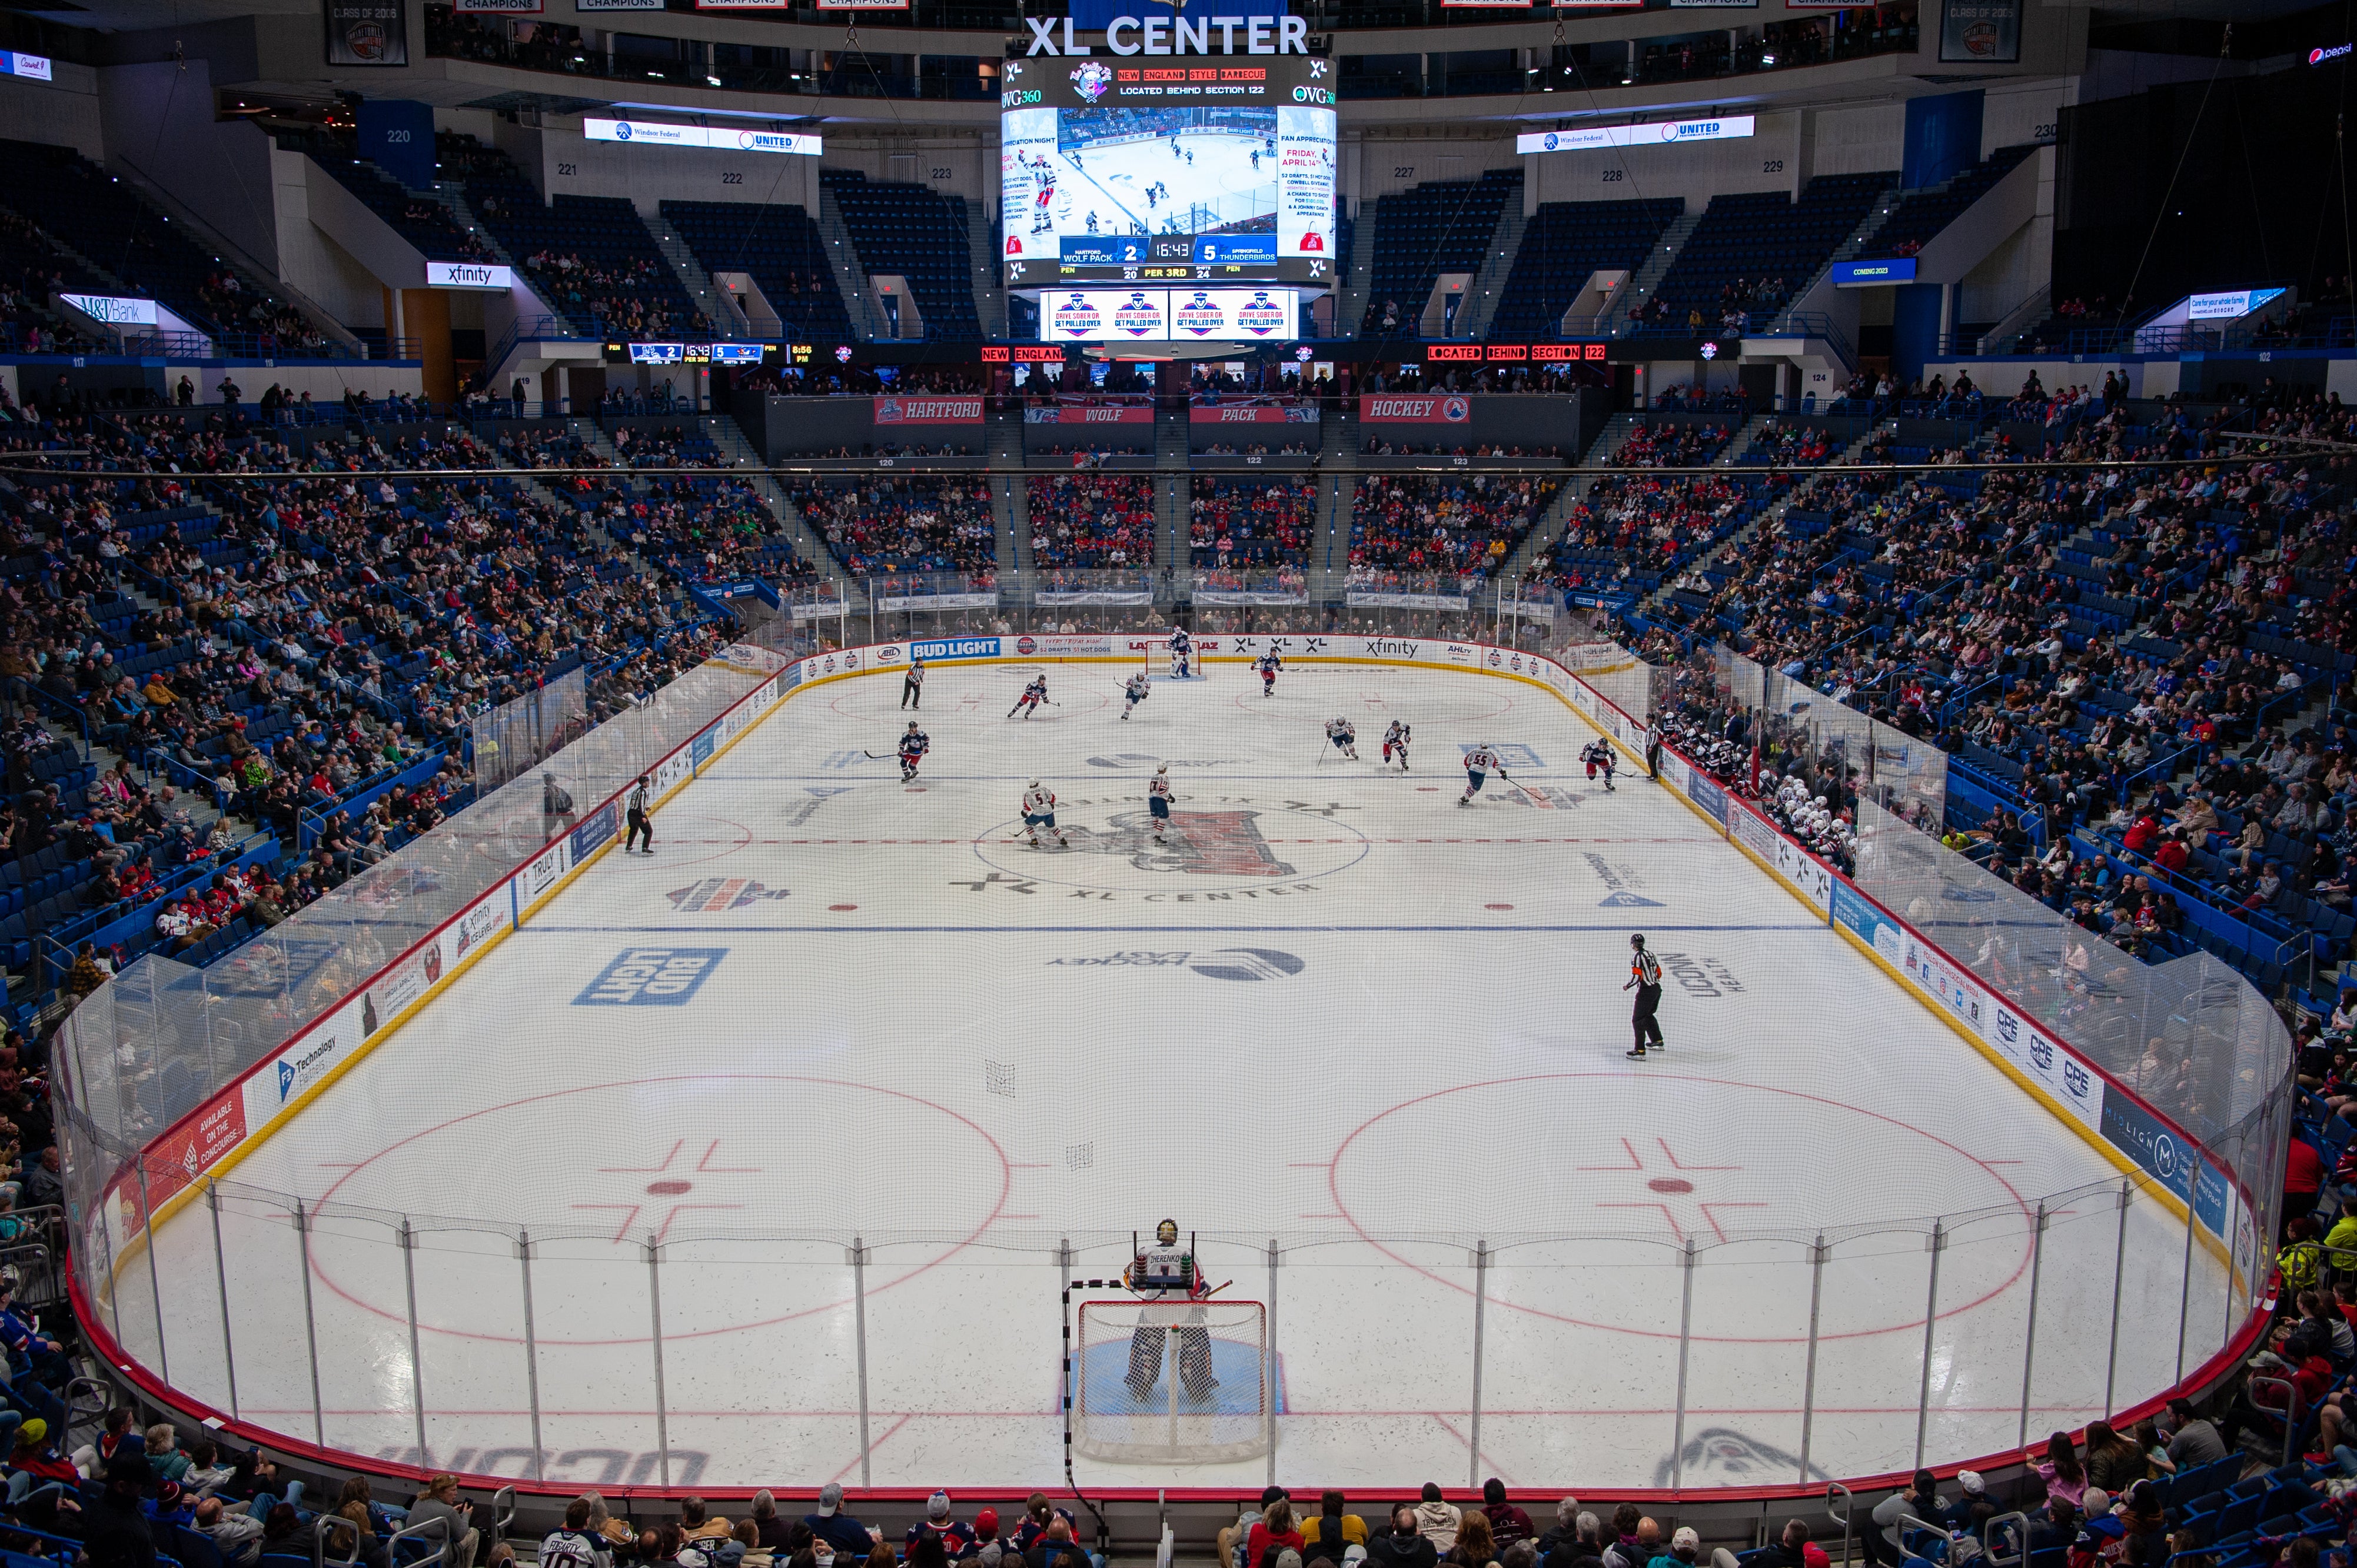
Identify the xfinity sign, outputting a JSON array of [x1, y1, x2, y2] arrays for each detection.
[[425, 261, 513, 290], [1517, 115, 1756, 154], [1022, 14, 1310, 52]]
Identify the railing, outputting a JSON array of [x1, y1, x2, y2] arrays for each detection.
[[1951, 315, 2357, 358]]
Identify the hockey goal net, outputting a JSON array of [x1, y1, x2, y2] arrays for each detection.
[[1145, 634, 1204, 681], [1072, 1298, 1268, 1464]]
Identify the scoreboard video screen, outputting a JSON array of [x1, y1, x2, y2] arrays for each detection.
[[1000, 46, 1336, 288]]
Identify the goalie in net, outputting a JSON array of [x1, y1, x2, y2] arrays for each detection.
[[1070, 1221, 1268, 1464], [1125, 1219, 1216, 1400]]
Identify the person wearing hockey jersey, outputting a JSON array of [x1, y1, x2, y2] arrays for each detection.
[[1624, 933, 1666, 1058], [901, 656, 925, 712], [1325, 717, 1358, 760], [1148, 765, 1176, 844], [897, 722, 930, 783], [1122, 671, 1150, 720], [1460, 744, 1501, 805], [1582, 738, 1617, 791], [1382, 721, 1411, 772], [624, 774, 654, 853], [1009, 675, 1049, 720], [1021, 781, 1068, 848], [1257, 649, 1282, 696], [1168, 627, 1194, 679], [1124, 1218, 1218, 1403]]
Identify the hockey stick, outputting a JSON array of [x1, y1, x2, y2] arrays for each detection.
[[1494, 767, 1538, 803]]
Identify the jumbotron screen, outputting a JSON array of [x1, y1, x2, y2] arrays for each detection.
[[1000, 50, 1337, 288]]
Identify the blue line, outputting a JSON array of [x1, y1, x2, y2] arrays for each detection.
[[521, 923, 1824, 935]]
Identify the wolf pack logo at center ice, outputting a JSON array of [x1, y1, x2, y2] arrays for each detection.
[[1112, 291, 1165, 337], [1051, 293, 1104, 337], [1234, 291, 1287, 336], [1174, 291, 1226, 337], [1062, 807, 1297, 876], [668, 877, 790, 913]]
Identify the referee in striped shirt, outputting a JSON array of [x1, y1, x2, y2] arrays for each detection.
[[1624, 933, 1666, 1058]]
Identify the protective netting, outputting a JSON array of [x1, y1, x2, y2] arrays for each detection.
[[55, 618, 807, 1271], [1073, 1299, 1268, 1464], [1714, 645, 1949, 828], [470, 668, 589, 794], [1851, 795, 2296, 1247]]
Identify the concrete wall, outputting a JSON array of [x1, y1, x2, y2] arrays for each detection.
[[271, 148, 389, 331], [98, 59, 280, 274], [1523, 104, 1907, 214], [528, 123, 823, 216], [0, 65, 102, 160]]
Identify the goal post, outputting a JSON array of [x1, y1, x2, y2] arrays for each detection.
[[1071, 1297, 1269, 1464]]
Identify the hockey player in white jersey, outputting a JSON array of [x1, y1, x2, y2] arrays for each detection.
[[1147, 764, 1176, 844], [1256, 648, 1282, 696], [1382, 720, 1411, 772], [1123, 1219, 1218, 1403], [1167, 628, 1194, 679], [1121, 671, 1150, 720], [1461, 743, 1502, 805], [1324, 717, 1358, 760], [1020, 781, 1068, 848]]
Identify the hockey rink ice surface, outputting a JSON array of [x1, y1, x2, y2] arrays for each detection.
[[118, 663, 2232, 1493]]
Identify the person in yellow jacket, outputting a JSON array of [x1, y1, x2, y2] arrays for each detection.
[[1301, 1495, 1370, 1566]]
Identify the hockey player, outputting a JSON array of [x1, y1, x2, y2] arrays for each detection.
[[1009, 674, 1049, 719], [1624, 933, 1666, 1058], [1324, 717, 1358, 760], [1581, 737, 1617, 791], [1256, 648, 1282, 696], [1460, 742, 1501, 805], [1123, 1219, 1218, 1403], [1121, 671, 1150, 720], [1148, 764, 1176, 844], [1382, 720, 1411, 771], [1020, 780, 1068, 848], [1168, 628, 1194, 680], [897, 721, 930, 783]]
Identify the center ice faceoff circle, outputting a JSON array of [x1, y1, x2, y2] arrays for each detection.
[[971, 794, 1372, 893]]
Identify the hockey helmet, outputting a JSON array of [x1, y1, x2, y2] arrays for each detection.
[[1630, 933, 1647, 950], [1156, 1219, 1179, 1245]]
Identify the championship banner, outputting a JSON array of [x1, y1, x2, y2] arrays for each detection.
[[1358, 394, 1471, 424]]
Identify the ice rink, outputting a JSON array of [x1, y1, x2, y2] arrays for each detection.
[[117, 660, 2229, 1494]]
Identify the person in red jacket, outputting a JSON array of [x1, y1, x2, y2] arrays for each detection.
[[2153, 833, 2190, 875]]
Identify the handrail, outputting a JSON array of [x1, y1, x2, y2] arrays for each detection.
[[1980, 1510, 2029, 1568], [385, 1513, 452, 1568], [1826, 1483, 1853, 1567], [2246, 1374, 2300, 1468]]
